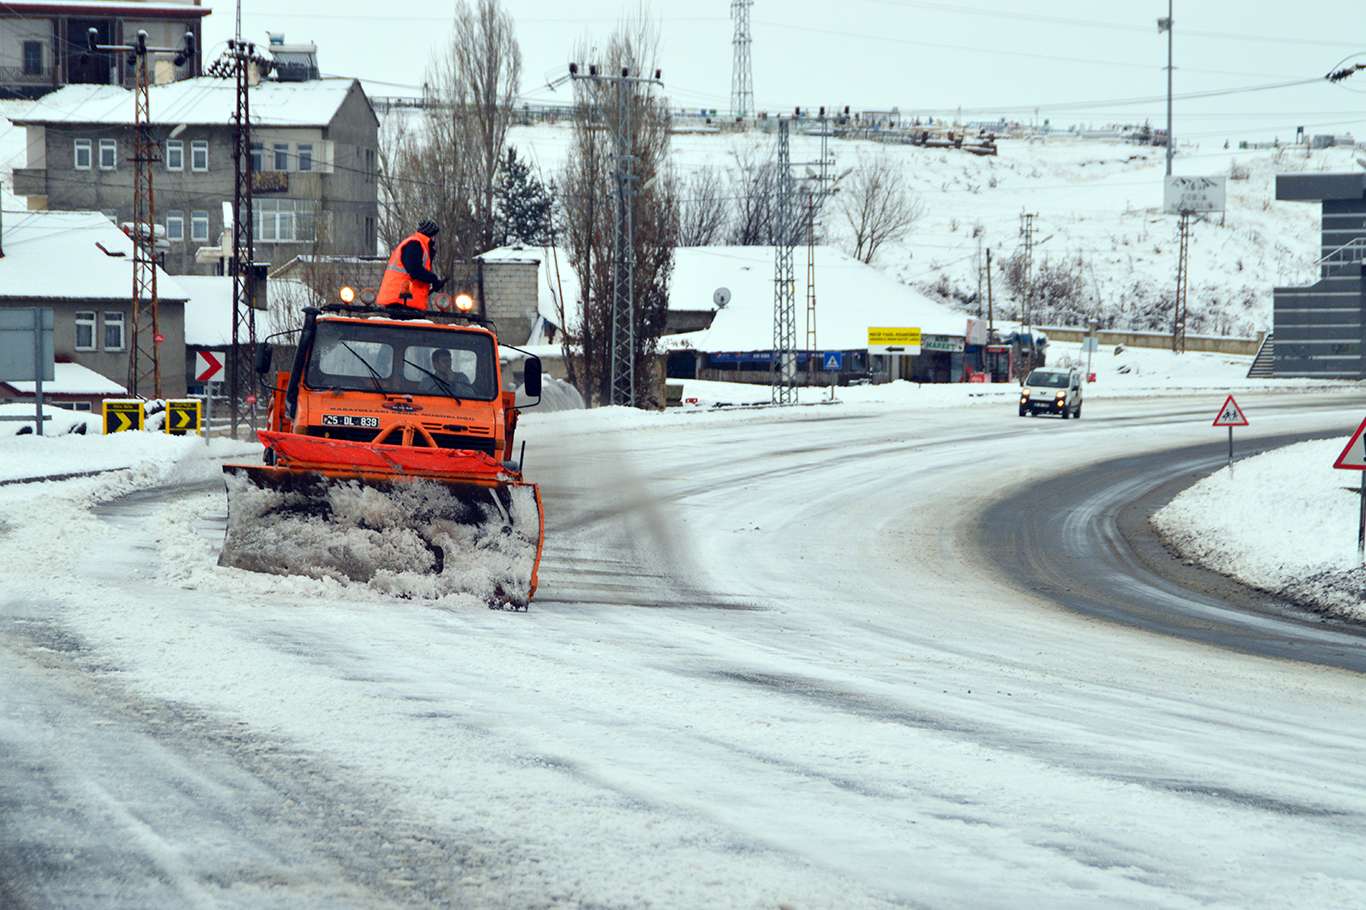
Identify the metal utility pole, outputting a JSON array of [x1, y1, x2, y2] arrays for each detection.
[[804, 191, 818, 384], [1173, 212, 1191, 353], [805, 107, 835, 385], [772, 118, 798, 405], [1019, 212, 1038, 377], [1158, 2, 1174, 176], [569, 64, 664, 407], [208, 39, 270, 434], [730, 0, 754, 118], [985, 247, 995, 334], [88, 28, 194, 400], [975, 234, 984, 317]]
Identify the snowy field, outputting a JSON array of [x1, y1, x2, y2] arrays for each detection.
[[1155, 437, 1366, 621], [4, 389, 1366, 907]]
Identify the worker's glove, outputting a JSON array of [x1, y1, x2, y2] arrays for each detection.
[[432, 277, 448, 293]]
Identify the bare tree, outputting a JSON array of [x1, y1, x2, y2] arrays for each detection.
[[727, 145, 776, 246], [377, 0, 520, 271], [450, 0, 521, 254], [840, 152, 923, 264], [559, 18, 678, 406], [675, 165, 729, 247]]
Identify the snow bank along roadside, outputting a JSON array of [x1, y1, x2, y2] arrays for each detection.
[[1153, 438, 1365, 621], [0, 430, 255, 484]]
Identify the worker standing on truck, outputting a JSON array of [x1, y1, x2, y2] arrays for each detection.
[[378, 219, 447, 310]]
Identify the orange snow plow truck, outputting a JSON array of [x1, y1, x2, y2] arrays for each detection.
[[219, 297, 545, 608]]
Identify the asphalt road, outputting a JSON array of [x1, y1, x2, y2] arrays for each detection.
[[981, 430, 1366, 673], [4, 389, 1366, 907]]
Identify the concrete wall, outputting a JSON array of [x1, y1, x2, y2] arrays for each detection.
[[319, 83, 380, 258], [477, 260, 539, 344], [0, 298, 187, 397], [1036, 325, 1264, 356]]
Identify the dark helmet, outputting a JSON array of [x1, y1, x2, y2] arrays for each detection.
[[417, 219, 441, 237]]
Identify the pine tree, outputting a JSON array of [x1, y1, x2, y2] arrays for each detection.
[[493, 145, 554, 247]]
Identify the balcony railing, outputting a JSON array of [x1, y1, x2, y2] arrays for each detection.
[[1316, 237, 1366, 277]]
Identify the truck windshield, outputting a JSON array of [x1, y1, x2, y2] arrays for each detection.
[[1026, 372, 1069, 388], [306, 320, 498, 401]]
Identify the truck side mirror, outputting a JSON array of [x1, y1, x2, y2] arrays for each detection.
[[254, 342, 274, 375], [523, 357, 542, 398]]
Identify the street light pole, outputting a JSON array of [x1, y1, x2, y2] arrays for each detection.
[[1160, 1, 1174, 176], [1166, 0, 1174, 177]]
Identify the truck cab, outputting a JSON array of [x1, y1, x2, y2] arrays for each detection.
[[262, 305, 539, 467]]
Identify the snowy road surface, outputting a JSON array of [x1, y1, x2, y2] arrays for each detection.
[[4, 390, 1366, 908]]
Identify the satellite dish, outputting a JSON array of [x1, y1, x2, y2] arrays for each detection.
[[713, 286, 731, 309]]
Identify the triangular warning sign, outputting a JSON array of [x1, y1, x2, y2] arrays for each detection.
[[1212, 394, 1248, 427], [1333, 418, 1366, 470]]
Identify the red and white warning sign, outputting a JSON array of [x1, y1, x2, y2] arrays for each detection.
[[1212, 394, 1248, 427], [195, 350, 225, 383], [1333, 418, 1366, 470]]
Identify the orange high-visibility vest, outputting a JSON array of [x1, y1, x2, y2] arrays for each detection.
[[377, 231, 433, 310]]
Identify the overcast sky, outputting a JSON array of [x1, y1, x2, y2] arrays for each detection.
[[209, 1, 1366, 148]]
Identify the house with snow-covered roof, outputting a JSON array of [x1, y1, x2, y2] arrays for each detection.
[[494, 244, 976, 384], [9, 74, 380, 276], [0, 0, 209, 100], [0, 209, 189, 404]]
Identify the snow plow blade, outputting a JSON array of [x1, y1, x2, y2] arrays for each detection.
[[219, 463, 544, 608]]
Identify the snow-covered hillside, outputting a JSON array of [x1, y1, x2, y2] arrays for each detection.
[[6, 90, 1360, 337], [505, 123, 1362, 337]]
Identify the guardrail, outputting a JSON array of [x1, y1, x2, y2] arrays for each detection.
[[1037, 325, 1264, 356]]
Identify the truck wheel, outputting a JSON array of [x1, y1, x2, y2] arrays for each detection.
[[1018, 408, 1027, 417], [1074, 405, 1082, 419], [1060, 407, 1070, 420]]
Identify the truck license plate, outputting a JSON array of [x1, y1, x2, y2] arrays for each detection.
[[322, 414, 379, 428]]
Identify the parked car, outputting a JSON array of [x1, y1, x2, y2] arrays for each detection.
[[1018, 367, 1083, 419]]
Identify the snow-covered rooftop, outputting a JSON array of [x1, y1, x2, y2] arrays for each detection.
[[1, 1, 208, 15], [3, 362, 125, 396], [179, 275, 314, 346], [0, 210, 186, 302], [11, 77, 360, 129], [487, 244, 970, 351]]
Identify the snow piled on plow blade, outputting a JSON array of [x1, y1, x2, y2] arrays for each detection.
[[219, 468, 542, 606]]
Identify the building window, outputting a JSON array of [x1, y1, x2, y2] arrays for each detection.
[[364, 215, 376, 251], [254, 198, 316, 243], [273, 143, 290, 171], [165, 211, 184, 242], [74, 139, 92, 170], [70, 402, 92, 412], [22, 41, 43, 76], [191, 140, 208, 172], [75, 311, 96, 351], [191, 210, 210, 242], [364, 148, 377, 182], [98, 139, 117, 170], [165, 139, 184, 171], [297, 143, 313, 172], [103, 311, 126, 351], [250, 142, 263, 173]]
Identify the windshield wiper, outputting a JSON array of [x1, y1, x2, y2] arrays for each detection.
[[403, 358, 464, 405], [341, 342, 389, 396]]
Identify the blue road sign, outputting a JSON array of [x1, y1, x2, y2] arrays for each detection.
[[822, 351, 844, 371]]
